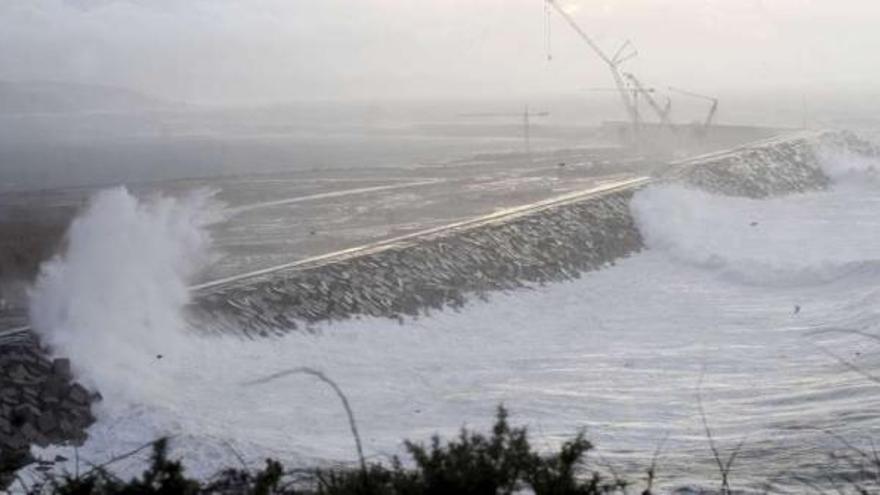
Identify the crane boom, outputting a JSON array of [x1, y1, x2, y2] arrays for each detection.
[[668, 86, 718, 133], [544, 0, 614, 66], [585, 87, 653, 93], [544, 0, 639, 136], [668, 86, 716, 101], [611, 40, 638, 65]]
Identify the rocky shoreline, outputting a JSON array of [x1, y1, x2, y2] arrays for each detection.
[[0, 333, 97, 488]]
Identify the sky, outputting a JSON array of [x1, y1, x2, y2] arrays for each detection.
[[1, 0, 879, 105]]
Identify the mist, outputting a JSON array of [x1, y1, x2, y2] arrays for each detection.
[[2, 0, 880, 105], [7, 1, 880, 491]]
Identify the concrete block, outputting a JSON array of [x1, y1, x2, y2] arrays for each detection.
[[68, 383, 90, 405], [51, 358, 72, 378]]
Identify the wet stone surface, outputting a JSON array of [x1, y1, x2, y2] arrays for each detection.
[[0, 334, 97, 488], [679, 130, 878, 198], [194, 132, 876, 337], [195, 188, 644, 337]]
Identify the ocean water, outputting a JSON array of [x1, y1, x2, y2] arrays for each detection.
[[24, 146, 880, 491], [0, 106, 570, 193]]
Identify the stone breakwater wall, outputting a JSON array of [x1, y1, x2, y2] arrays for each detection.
[[195, 183, 646, 336], [674, 130, 878, 198], [195, 130, 879, 337], [0, 334, 97, 487]]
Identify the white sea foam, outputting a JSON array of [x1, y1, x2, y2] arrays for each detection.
[[817, 140, 880, 182], [22, 148, 880, 489], [631, 153, 880, 287]]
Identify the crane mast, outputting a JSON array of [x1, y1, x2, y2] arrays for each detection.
[[544, 1, 720, 148], [623, 73, 673, 129], [544, 0, 640, 138]]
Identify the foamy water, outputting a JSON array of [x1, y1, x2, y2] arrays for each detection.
[[25, 149, 880, 491]]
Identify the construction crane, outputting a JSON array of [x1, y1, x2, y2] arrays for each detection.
[[668, 86, 718, 135], [585, 87, 653, 93], [459, 105, 550, 156], [586, 79, 673, 134], [544, 0, 640, 139], [624, 73, 673, 130], [584, 86, 655, 127]]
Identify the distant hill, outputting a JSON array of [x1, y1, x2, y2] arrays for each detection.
[[0, 81, 170, 114]]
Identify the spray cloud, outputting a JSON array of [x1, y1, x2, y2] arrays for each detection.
[[28, 187, 223, 402]]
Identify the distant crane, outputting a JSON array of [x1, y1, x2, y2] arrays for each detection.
[[519, 104, 549, 156], [668, 86, 718, 135], [585, 87, 654, 94], [459, 105, 550, 156], [544, 0, 640, 139], [586, 77, 673, 133], [584, 86, 654, 127], [623, 73, 673, 130]]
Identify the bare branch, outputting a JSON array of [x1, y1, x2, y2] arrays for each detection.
[[82, 438, 168, 478], [808, 327, 880, 345], [697, 372, 728, 493], [243, 367, 368, 483], [221, 439, 249, 471], [644, 432, 669, 494], [697, 370, 745, 495], [816, 345, 880, 385]]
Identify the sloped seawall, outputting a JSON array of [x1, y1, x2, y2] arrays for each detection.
[[194, 130, 876, 335], [674, 130, 877, 198], [195, 180, 647, 336]]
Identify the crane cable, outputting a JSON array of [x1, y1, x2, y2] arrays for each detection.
[[543, 2, 553, 61]]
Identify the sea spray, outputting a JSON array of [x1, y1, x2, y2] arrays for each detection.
[[28, 187, 223, 402], [816, 141, 880, 182], [631, 148, 880, 287]]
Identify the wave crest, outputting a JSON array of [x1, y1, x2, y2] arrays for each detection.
[[28, 187, 223, 401], [631, 183, 880, 286]]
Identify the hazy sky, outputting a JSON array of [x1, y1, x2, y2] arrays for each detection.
[[1, 0, 879, 104]]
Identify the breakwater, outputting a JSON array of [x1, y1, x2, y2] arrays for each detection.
[[1, 129, 877, 484], [0, 333, 96, 487], [674, 130, 877, 198], [195, 179, 648, 336], [194, 130, 876, 336]]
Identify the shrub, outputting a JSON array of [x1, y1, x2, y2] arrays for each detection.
[[21, 406, 625, 495]]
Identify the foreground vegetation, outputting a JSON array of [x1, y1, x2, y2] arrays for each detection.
[[14, 406, 645, 495], [10, 361, 880, 494], [11, 404, 880, 494]]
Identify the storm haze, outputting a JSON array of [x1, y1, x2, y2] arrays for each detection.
[[2, 0, 879, 105], [7, 1, 880, 492]]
